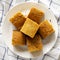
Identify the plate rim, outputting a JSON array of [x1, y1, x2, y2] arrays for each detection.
[[2, 2, 58, 59]]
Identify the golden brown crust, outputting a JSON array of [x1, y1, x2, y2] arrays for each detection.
[[20, 18, 39, 38], [12, 30, 26, 46], [10, 12, 26, 30], [38, 20, 55, 38], [28, 7, 44, 24], [26, 33, 43, 52]]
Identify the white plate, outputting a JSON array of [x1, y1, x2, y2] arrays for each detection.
[[2, 2, 58, 59]]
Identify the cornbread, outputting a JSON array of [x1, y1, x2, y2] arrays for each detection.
[[10, 12, 26, 30], [38, 20, 55, 39], [28, 7, 44, 24], [26, 33, 43, 52], [12, 30, 26, 46], [20, 18, 39, 38]]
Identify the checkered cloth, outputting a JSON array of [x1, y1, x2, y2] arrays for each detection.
[[0, 0, 60, 60]]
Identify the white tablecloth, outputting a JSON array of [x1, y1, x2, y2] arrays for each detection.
[[0, 0, 60, 60]]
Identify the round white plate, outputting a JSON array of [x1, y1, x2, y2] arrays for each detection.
[[2, 2, 58, 59]]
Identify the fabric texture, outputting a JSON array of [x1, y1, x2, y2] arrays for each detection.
[[0, 0, 60, 60]]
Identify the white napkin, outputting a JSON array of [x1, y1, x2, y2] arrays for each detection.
[[0, 0, 60, 60]]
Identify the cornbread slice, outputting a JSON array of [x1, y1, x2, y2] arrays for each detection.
[[26, 33, 43, 52], [20, 18, 39, 38], [10, 12, 26, 30], [38, 20, 55, 39], [28, 7, 44, 24], [12, 30, 26, 46]]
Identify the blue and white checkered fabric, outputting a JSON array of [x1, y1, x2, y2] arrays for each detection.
[[0, 0, 60, 60]]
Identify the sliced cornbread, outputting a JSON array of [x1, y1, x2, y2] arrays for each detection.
[[26, 33, 43, 52], [12, 30, 26, 46], [28, 7, 44, 24], [38, 20, 55, 39], [20, 18, 39, 38], [10, 12, 26, 30]]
